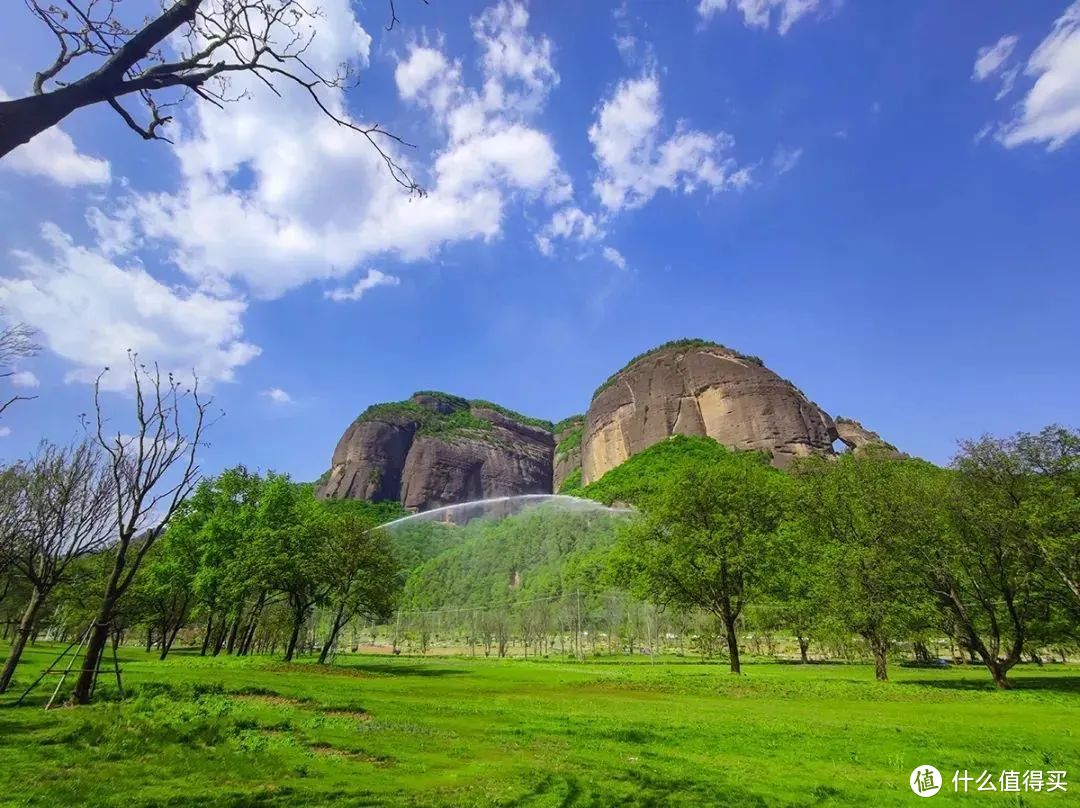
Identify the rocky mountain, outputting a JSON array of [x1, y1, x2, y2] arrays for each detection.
[[317, 340, 897, 511], [316, 392, 555, 511], [582, 340, 838, 483]]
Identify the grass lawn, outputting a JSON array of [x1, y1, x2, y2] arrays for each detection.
[[0, 644, 1078, 807]]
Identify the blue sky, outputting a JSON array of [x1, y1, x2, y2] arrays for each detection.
[[1, 0, 1078, 479]]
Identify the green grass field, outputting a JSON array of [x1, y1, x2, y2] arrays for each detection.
[[1, 645, 1078, 807]]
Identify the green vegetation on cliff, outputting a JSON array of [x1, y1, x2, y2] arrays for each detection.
[[355, 391, 552, 439], [592, 338, 765, 399], [555, 423, 582, 457], [557, 467, 583, 495], [581, 434, 746, 505], [552, 415, 584, 434], [468, 399, 553, 431]]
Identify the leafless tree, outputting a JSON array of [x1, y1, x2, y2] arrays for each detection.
[[0, 440, 116, 693], [0, 463, 29, 588], [0, 0, 425, 194], [70, 352, 215, 703], [0, 322, 40, 419]]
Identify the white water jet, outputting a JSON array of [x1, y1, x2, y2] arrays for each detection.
[[377, 493, 633, 531]]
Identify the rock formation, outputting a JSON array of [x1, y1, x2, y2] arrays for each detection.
[[834, 417, 902, 457], [581, 340, 838, 483], [318, 339, 902, 510], [552, 416, 584, 492], [316, 392, 555, 512]]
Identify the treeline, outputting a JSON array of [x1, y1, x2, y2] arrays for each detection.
[[0, 468, 401, 678], [604, 431, 1080, 688]]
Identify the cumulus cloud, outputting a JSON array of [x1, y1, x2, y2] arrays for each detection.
[[324, 269, 400, 302], [79, 0, 569, 302], [10, 370, 39, 388], [535, 207, 603, 255], [696, 0, 825, 35], [0, 89, 110, 187], [588, 73, 746, 212], [997, 2, 1080, 150], [0, 224, 259, 391], [601, 246, 628, 271], [262, 387, 294, 405]]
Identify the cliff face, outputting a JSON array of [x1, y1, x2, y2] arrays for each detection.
[[581, 341, 838, 483], [552, 416, 584, 492], [316, 393, 555, 512]]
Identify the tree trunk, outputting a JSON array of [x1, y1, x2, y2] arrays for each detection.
[[284, 606, 304, 662], [722, 614, 741, 674], [240, 607, 261, 656], [71, 598, 117, 704], [212, 620, 227, 656], [798, 636, 810, 664], [987, 660, 1012, 689], [318, 606, 346, 665], [225, 612, 240, 655], [869, 636, 889, 682], [160, 620, 182, 660], [200, 614, 213, 656], [0, 587, 44, 693]]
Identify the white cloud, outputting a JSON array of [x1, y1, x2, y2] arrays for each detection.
[[601, 246, 628, 271], [536, 206, 602, 255], [0, 224, 259, 391], [588, 73, 746, 211], [0, 89, 110, 187], [997, 2, 1080, 150], [973, 34, 1019, 82], [472, 0, 558, 113], [10, 370, 39, 388], [772, 145, 803, 174], [0, 427, 11, 438], [697, 0, 824, 34], [84, 0, 568, 301], [262, 387, 293, 405], [324, 269, 400, 302]]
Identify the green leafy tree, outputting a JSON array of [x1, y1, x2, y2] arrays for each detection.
[[1013, 426, 1080, 606], [758, 521, 821, 663], [792, 452, 937, 682], [911, 433, 1066, 688], [612, 449, 787, 674], [255, 477, 333, 662], [316, 513, 400, 664], [169, 467, 267, 656]]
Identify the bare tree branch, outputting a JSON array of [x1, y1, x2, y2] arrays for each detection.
[[1, 0, 427, 195]]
